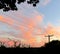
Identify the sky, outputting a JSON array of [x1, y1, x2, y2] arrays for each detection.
[[0, 0, 60, 47]]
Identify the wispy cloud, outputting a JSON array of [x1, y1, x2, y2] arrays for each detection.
[[40, 0, 51, 6], [0, 10, 44, 47], [43, 23, 60, 41]]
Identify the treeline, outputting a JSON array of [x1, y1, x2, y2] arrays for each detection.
[[0, 40, 60, 48], [0, 39, 30, 48]]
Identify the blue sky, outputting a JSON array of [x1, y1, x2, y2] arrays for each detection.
[[37, 0, 60, 26]]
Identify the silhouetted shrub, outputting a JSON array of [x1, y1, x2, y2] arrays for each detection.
[[41, 40, 60, 49]]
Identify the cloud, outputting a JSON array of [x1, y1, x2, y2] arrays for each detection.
[[0, 10, 44, 47], [40, 0, 51, 6], [1, 14, 60, 47], [0, 15, 14, 26], [43, 23, 60, 41], [44, 23, 55, 35]]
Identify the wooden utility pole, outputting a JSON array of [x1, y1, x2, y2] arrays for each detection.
[[45, 35, 54, 43], [35, 33, 54, 43]]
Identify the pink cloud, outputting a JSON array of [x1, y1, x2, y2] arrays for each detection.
[[0, 11, 44, 47], [43, 23, 60, 41]]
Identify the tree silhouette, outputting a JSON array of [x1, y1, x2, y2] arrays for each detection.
[[44, 40, 60, 48], [0, 0, 39, 11]]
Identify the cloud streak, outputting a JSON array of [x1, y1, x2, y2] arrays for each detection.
[[0, 10, 44, 47], [40, 0, 51, 6]]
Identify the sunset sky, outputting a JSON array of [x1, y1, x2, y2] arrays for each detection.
[[0, 0, 60, 47]]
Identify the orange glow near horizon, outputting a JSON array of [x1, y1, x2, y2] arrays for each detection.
[[0, 13, 60, 47]]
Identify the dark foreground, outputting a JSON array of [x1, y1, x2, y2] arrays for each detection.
[[0, 40, 60, 53]]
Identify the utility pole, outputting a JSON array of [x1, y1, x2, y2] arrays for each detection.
[[45, 35, 54, 43]]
